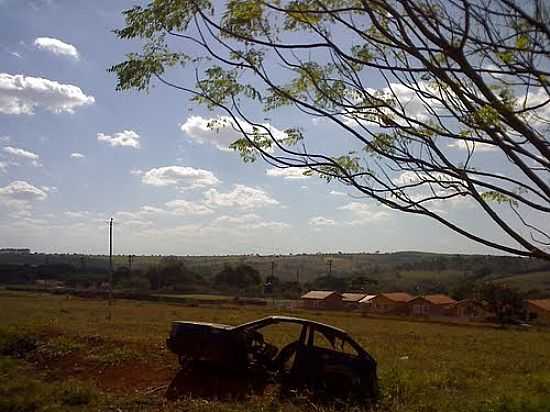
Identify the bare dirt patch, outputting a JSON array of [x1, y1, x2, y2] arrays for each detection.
[[22, 332, 176, 395]]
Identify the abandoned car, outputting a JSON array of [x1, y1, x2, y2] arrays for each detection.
[[166, 315, 378, 399]]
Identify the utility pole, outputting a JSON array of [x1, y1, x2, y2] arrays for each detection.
[[128, 254, 134, 273], [271, 260, 275, 278], [328, 258, 333, 275], [108, 217, 113, 320]]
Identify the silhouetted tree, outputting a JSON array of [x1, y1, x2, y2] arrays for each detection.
[[214, 264, 262, 289], [113, 0, 550, 261], [480, 283, 525, 324]]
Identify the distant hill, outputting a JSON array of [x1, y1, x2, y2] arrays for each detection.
[[1, 251, 548, 296]]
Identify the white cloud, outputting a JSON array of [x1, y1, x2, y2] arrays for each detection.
[[40, 185, 57, 193], [64, 210, 91, 219], [343, 81, 441, 127], [212, 213, 290, 231], [212, 214, 262, 225], [97, 130, 141, 149], [266, 167, 310, 180], [3, 145, 41, 167], [309, 216, 337, 226], [140, 205, 166, 215], [247, 221, 290, 231], [123, 219, 153, 228], [0, 136, 10, 143], [0, 73, 94, 115], [338, 202, 390, 224], [0, 180, 48, 202], [392, 171, 459, 186], [390, 171, 471, 210], [448, 139, 497, 152], [129, 169, 143, 176], [180, 115, 286, 151], [329, 190, 346, 196], [522, 87, 550, 127], [34, 37, 79, 59], [0, 161, 7, 173], [3, 146, 39, 160], [204, 184, 279, 209], [142, 166, 220, 189], [70, 152, 85, 159], [165, 199, 214, 216]]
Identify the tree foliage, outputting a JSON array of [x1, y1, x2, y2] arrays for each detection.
[[145, 257, 201, 290], [111, 0, 550, 260], [214, 263, 262, 289], [479, 282, 526, 324]]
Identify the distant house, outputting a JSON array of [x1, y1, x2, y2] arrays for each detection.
[[408, 294, 457, 316], [447, 299, 491, 321], [358, 295, 376, 308], [526, 299, 550, 324], [341, 293, 368, 309], [301, 290, 343, 310], [35, 279, 64, 288], [368, 292, 414, 314]]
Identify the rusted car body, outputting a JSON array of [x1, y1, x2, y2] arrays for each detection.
[[166, 316, 378, 399]]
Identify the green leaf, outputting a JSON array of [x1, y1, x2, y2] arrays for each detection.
[[516, 34, 529, 50], [480, 191, 518, 206]]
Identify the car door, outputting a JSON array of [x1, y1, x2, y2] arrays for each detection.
[[305, 326, 368, 395]]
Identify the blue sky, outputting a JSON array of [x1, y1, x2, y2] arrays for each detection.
[[0, 0, 523, 255]]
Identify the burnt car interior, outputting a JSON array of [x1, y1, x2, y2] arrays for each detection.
[[234, 317, 378, 397]]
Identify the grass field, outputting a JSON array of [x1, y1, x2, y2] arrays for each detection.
[[1, 291, 550, 411], [494, 271, 550, 293], [152, 293, 232, 301]]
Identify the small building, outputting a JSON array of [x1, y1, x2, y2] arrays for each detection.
[[341, 293, 368, 310], [408, 294, 457, 317], [526, 299, 550, 325], [35, 279, 65, 288], [358, 295, 377, 310], [447, 299, 491, 321], [368, 292, 414, 314], [301, 290, 343, 310]]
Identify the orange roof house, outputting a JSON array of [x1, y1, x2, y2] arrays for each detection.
[[341, 293, 368, 302], [423, 294, 457, 305], [408, 294, 457, 316], [302, 291, 338, 300], [526, 299, 550, 324], [367, 292, 414, 314], [341, 292, 368, 310], [358, 295, 377, 304], [301, 290, 343, 310]]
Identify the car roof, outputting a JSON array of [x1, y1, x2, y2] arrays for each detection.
[[234, 315, 348, 335], [171, 321, 233, 330]]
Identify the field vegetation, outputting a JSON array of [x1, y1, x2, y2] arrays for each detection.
[[1, 291, 550, 411]]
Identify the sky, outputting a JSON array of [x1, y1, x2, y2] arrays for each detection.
[[0, 0, 529, 256]]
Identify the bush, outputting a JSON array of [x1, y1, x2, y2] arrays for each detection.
[[59, 382, 95, 406], [0, 328, 38, 358]]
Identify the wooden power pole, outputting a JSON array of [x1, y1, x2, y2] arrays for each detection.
[[108, 217, 113, 320]]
